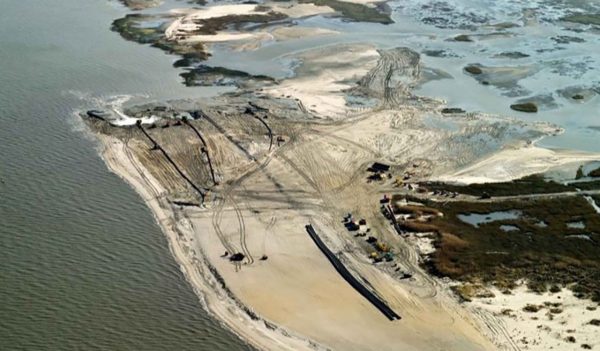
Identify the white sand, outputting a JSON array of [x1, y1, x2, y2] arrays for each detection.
[[98, 136, 321, 351], [179, 33, 259, 43], [435, 145, 600, 184], [230, 26, 339, 51], [165, 3, 337, 51], [165, 5, 263, 41], [95, 127, 499, 351], [404, 232, 437, 256], [265, 43, 380, 118], [469, 286, 599, 350]]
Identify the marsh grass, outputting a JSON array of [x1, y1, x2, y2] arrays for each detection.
[[421, 174, 599, 197], [394, 194, 600, 302]]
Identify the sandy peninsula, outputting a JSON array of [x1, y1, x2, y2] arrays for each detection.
[[91, 2, 600, 350]]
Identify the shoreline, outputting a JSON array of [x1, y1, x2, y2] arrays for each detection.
[[90, 114, 499, 350], [94, 4, 600, 347], [90, 101, 600, 350], [97, 135, 324, 351]]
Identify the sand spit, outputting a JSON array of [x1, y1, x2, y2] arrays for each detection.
[[162, 3, 338, 53], [436, 145, 600, 184], [264, 43, 381, 118], [91, 120, 499, 350], [86, 33, 600, 350], [165, 5, 263, 41], [165, 3, 334, 43], [97, 135, 322, 351]]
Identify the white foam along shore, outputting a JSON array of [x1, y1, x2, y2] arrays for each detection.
[[97, 135, 326, 351]]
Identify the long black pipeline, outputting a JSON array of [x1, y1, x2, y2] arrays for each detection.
[[183, 119, 218, 185], [136, 123, 206, 202], [253, 115, 273, 152], [243, 106, 273, 151], [305, 225, 401, 321]]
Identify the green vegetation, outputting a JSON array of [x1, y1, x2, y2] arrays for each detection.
[[451, 283, 494, 302], [394, 194, 600, 302], [112, 14, 167, 44], [564, 336, 576, 343], [180, 65, 274, 87], [562, 14, 600, 26], [464, 65, 483, 75], [576, 166, 585, 179], [453, 34, 473, 42], [493, 51, 530, 59], [112, 11, 289, 63], [589, 166, 600, 178], [510, 102, 538, 113], [422, 174, 574, 197], [574, 180, 600, 191], [195, 12, 288, 35], [441, 107, 466, 114], [299, 0, 393, 24], [523, 304, 542, 313]]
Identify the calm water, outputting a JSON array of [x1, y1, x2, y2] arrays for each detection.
[[0, 1, 251, 350], [2, 0, 599, 349]]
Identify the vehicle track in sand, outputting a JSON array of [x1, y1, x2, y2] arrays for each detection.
[[132, 123, 238, 261], [123, 131, 163, 200], [203, 110, 289, 267]]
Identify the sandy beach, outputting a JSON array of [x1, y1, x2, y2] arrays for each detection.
[[87, 37, 600, 349], [96, 132, 496, 351], [89, 2, 600, 349]]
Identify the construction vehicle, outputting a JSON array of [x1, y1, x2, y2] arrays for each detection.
[[376, 242, 391, 252], [394, 176, 404, 187], [369, 252, 383, 263], [229, 253, 245, 262], [380, 194, 391, 204]]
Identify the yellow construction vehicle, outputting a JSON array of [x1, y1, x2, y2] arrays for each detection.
[[394, 177, 403, 187], [376, 242, 391, 252]]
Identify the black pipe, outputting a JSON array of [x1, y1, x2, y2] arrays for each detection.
[[253, 115, 273, 152], [243, 106, 273, 151], [183, 118, 219, 185], [305, 224, 401, 321], [136, 122, 206, 202]]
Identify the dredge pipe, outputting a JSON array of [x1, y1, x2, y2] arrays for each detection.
[[305, 224, 401, 321], [136, 122, 206, 202]]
